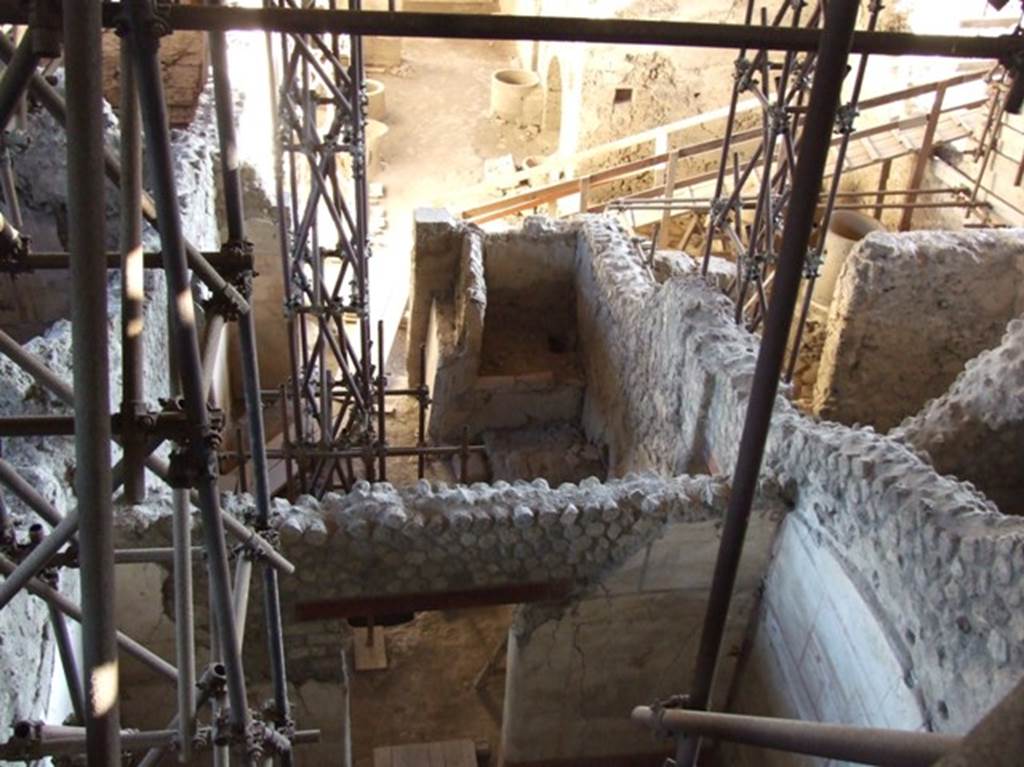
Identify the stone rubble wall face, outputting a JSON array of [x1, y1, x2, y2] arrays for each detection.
[[573, 216, 1024, 733], [0, 76, 218, 735], [576, 215, 760, 476], [116, 473, 733, 681]]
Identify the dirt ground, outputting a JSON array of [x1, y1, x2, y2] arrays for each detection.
[[339, 321, 508, 767], [368, 37, 555, 340], [348, 606, 514, 767]]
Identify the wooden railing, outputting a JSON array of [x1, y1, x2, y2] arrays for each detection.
[[458, 68, 992, 226]]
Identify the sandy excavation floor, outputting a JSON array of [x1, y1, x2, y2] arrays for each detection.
[[349, 605, 513, 767], [366, 37, 555, 352]]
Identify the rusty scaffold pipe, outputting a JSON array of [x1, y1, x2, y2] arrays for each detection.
[[633, 706, 961, 766]]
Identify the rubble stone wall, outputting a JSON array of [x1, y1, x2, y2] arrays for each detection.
[[114, 472, 738, 681], [0, 73, 218, 738], [575, 214, 759, 476], [812, 229, 1024, 431], [571, 216, 1024, 743]]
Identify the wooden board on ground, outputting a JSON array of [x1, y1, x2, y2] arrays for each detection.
[[373, 739, 477, 767], [353, 626, 388, 671]]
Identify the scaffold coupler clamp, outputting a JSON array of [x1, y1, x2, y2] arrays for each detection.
[[769, 103, 789, 135], [149, 1, 174, 38], [652, 694, 691, 766], [0, 212, 30, 274], [1000, 32, 1024, 115], [803, 248, 822, 279], [261, 698, 295, 738], [651, 694, 689, 740], [250, 716, 293, 760], [203, 245, 253, 320], [223, 237, 256, 277], [235, 522, 278, 563], [165, 402, 223, 489], [746, 254, 764, 281], [198, 662, 228, 698], [116, 0, 173, 40], [734, 57, 753, 92], [709, 197, 729, 224], [168, 439, 219, 488], [210, 707, 233, 751], [836, 102, 858, 135]]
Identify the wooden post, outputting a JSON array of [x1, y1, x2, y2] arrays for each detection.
[[659, 150, 679, 247], [578, 174, 591, 213], [874, 157, 892, 221], [678, 214, 701, 252], [899, 84, 946, 231]]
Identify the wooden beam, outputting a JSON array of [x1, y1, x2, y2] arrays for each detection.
[[900, 84, 947, 231], [294, 580, 574, 621]]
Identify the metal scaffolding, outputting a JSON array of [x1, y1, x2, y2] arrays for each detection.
[[269, 0, 378, 495], [0, 2, 1017, 766]]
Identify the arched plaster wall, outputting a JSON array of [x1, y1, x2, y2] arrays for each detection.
[[722, 515, 928, 766], [536, 45, 586, 160]]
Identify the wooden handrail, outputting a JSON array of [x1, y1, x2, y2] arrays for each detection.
[[459, 67, 990, 223], [463, 127, 764, 219], [856, 68, 991, 111], [462, 96, 765, 199], [467, 97, 986, 224], [597, 111, 982, 217]]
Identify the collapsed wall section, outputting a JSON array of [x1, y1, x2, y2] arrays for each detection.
[[812, 229, 1024, 431], [892, 317, 1024, 516]]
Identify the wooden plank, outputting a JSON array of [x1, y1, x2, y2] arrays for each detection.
[[874, 158, 893, 220], [457, 68, 987, 209], [428, 741, 446, 767], [393, 745, 421, 767], [860, 134, 881, 161], [440, 740, 477, 767], [578, 175, 591, 213], [468, 98, 984, 225], [373, 746, 394, 767], [353, 626, 388, 671], [901, 84, 948, 230], [659, 152, 679, 247]]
